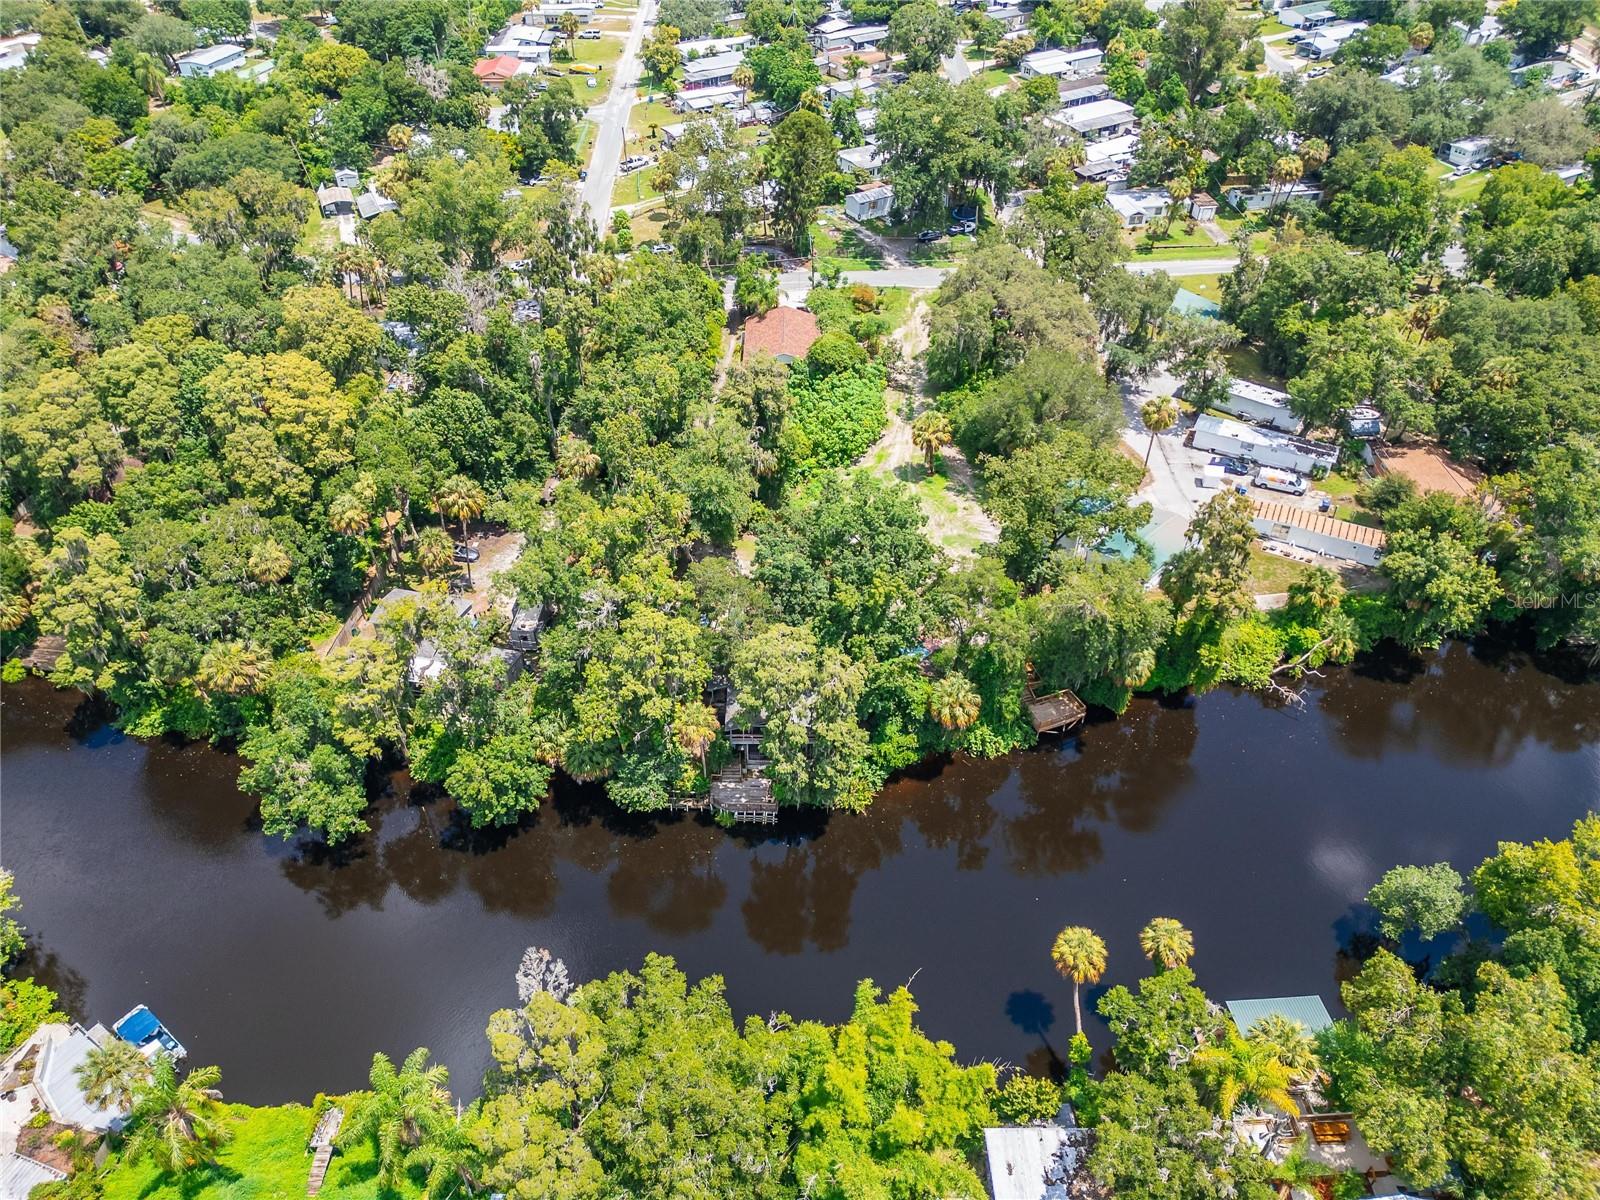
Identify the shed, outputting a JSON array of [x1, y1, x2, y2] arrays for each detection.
[[1251, 499, 1386, 567], [1225, 995, 1335, 1036], [743, 306, 820, 364], [315, 184, 354, 216], [1188, 190, 1218, 220], [332, 166, 361, 189]]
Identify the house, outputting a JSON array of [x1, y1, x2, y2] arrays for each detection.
[[1192, 413, 1340, 474], [1057, 96, 1136, 139], [333, 166, 361, 190], [840, 23, 889, 50], [1188, 190, 1218, 220], [485, 24, 558, 62], [1058, 79, 1110, 108], [474, 54, 523, 90], [234, 57, 275, 85], [356, 188, 399, 219], [1297, 19, 1366, 59], [1444, 135, 1494, 170], [1276, 1, 1334, 27], [522, 0, 597, 25], [508, 602, 545, 650], [677, 34, 754, 60], [409, 641, 523, 688], [836, 143, 883, 173], [1346, 405, 1383, 439], [676, 83, 744, 111], [844, 183, 894, 221], [1224, 181, 1323, 210], [985, 4, 1029, 32], [176, 43, 246, 77], [511, 298, 542, 324], [1251, 498, 1385, 566], [1511, 57, 1588, 88], [25, 1023, 132, 1133], [0, 31, 42, 71], [315, 184, 355, 217], [982, 1115, 1090, 1200], [1105, 186, 1172, 228], [825, 77, 877, 104], [373, 587, 473, 625], [1225, 995, 1335, 1037], [743, 306, 821, 363], [683, 50, 745, 89], [1171, 287, 1221, 318], [811, 16, 854, 49], [1018, 45, 1103, 79], [1216, 377, 1299, 432], [855, 105, 878, 134], [825, 47, 888, 77]]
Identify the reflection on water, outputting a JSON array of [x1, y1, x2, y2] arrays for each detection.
[[3, 637, 1598, 1103]]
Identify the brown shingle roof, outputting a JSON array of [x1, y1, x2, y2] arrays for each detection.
[[742, 306, 820, 363]]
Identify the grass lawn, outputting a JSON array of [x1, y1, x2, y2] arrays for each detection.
[[1182, 272, 1224, 303], [1443, 170, 1490, 205], [100, 1104, 411, 1200], [972, 67, 1013, 89], [1223, 344, 1284, 387], [575, 117, 596, 166], [1247, 544, 1314, 595], [628, 201, 670, 243], [611, 166, 663, 208], [877, 286, 914, 331]]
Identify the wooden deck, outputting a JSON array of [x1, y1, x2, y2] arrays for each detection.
[[307, 1105, 344, 1196], [17, 635, 63, 672], [1024, 682, 1087, 733]]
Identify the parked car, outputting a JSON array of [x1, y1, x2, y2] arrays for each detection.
[[453, 543, 480, 563], [1211, 455, 1251, 477], [948, 218, 977, 235], [619, 154, 652, 172], [647, 242, 676, 254], [1307, 66, 1331, 78], [579, 29, 602, 38], [916, 229, 946, 243], [1254, 467, 1308, 496]]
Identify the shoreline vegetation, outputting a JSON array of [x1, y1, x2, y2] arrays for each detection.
[[6, 813, 1600, 1199]]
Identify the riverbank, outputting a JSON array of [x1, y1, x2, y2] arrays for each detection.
[[5, 635, 1598, 1103]]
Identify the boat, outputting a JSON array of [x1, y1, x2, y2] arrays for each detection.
[[112, 1005, 187, 1061]]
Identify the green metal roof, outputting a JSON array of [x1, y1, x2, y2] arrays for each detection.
[[1225, 995, 1334, 1035], [1171, 287, 1221, 318]]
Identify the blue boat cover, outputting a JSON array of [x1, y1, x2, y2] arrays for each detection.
[[116, 1006, 161, 1044]]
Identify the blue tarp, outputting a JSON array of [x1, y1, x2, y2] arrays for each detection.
[[115, 1006, 161, 1045]]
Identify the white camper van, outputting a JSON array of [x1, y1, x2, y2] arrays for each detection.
[[1254, 467, 1308, 496]]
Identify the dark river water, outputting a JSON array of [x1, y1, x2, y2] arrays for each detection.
[[3, 639, 1598, 1105]]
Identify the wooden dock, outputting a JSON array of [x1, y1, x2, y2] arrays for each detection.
[[1024, 680, 1087, 734], [307, 1105, 343, 1196]]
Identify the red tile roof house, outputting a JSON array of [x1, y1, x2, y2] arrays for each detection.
[[742, 306, 820, 364], [473, 55, 521, 90]]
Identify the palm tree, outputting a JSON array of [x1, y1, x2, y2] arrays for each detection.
[[248, 538, 292, 586], [1140, 397, 1177, 468], [910, 410, 953, 473], [556, 435, 602, 480], [416, 528, 455, 578], [674, 701, 721, 771], [329, 492, 370, 538], [123, 1060, 232, 1174], [732, 63, 754, 106], [1298, 137, 1330, 176], [1408, 21, 1434, 51], [407, 1121, 480, 1200], [1192, 1032, 1300, 1118], [195, 641, 270, 698], [129, 51, 166, 102], [558, 11, 581, 57], [75, 1038, 153, 1112], [1165, 176, 1192, 234], [1269, 154, 1304, 214], [339, 1048, 453, 1191], [929, 673, 981, 731], [387, 123, 414, 151], [435, 476, 486, 544], [1247, 1014, 1323, 1086], [0, 592, 30, 632], [844, 53, 866, 80], [1138, 917, 1194, 971], [1050, 925, 1107, 1037]]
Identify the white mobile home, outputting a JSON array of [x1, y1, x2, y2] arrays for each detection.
[[1058, 97, 1136, 139], [177, 43, 246, 77], [1251, 499, 1385, 566], [677, 34, 754, 61], [1216, 378, 1299, 432], [1445, 135, 1494, 169], [1105, 187, 1171, 228], [1018, 46, 1104, 79], [845, 183, 894, 221], [1192, 413, 1339, 475]]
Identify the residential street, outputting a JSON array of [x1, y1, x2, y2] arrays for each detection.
[[578, 0, 657, 227]]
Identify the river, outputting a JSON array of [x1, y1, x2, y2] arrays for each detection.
[[3, 639, 1598, 1105]]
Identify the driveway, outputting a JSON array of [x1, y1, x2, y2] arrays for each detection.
[[943, 48, 972, 83], [579, 0, 657, 227]]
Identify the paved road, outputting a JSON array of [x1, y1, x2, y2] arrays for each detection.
[[579, 0, 656, 228], [1125, 256, 1240, 276]]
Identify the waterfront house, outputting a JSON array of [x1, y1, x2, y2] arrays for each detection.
[[844, 183, 894, 221], [1215, 377, 1300, 432], [1225, 994, 1335, 1036], [982, 1109, 1090, 1200], [1251, 499, 1386, 566], [1192, 413, 1340, 475], [743, 306, 821, 364], [12, 1023, 130, 1134]]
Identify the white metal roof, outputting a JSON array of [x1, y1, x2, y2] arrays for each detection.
[[983, 1125, 1084, 1200]]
